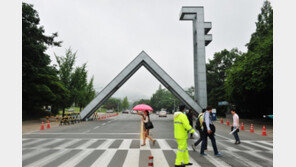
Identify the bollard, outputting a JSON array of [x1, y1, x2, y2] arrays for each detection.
[[261, 125, 267, 136], [241, 122, 244, 130], [148, 156, 153, 167], [40, 122, 45, 130], [250, 124, 254, 133]]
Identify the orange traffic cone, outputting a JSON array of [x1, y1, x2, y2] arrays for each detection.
[[220, 118, 224, 124], [262, 125, 267, 136], [46, 120, 51, 129], [226, 120, 230, 126], [250, 124, 254, 133], [241, 122, 244, 130], [40, 122, 45, 130]]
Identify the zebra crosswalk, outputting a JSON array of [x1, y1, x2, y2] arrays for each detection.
[[22, 138, 273, 167]]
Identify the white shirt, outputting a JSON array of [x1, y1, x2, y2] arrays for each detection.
[[233, 113, 239, 127]]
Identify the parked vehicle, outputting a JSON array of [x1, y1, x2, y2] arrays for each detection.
[[159, 111, 167, 117], [122, 110, 129, 114], [156, 111, 159, 115], [106, 110, 114, 113], [132, 110, 138, 114]]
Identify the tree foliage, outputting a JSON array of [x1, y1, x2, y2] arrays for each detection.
[[121, 97, 129, 110], [225, 1, 273, 117], [22, 2, 66, 118]]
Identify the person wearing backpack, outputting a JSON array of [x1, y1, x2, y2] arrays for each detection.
[[200, 106, 221, 156], [191, 109, 207, 151]]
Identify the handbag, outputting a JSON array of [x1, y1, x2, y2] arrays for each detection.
[[144, 120, 154, 129]]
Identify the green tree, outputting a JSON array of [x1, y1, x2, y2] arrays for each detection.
[[206, 48, 241, 111], [55, 48, 76, 116], [103, 98, 121, 111], [121, 97, 129, 110], [22, 2, 64, 118], [225, 1, 273, 117]]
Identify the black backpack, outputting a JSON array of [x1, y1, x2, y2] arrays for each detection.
[[195, 115, 202, 130]]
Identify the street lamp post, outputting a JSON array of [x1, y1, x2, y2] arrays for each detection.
[[179, 6, 212, 109]]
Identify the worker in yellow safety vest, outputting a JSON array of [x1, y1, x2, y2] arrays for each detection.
[[174, 105, 199, 167]]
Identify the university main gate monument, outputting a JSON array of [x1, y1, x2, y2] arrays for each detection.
[[80, 6, 212, 120]]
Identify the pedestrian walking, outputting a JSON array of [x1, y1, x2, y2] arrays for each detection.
[[174, 105, 199, 167], [200, 106, 221, 156], [192, 109, 207, 151], [231, 109, 241, 144], [186, 109, 195, 139], [139, 110, 156, 146]]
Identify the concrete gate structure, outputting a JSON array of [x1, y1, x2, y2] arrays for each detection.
[[80, 51, 203, 120]]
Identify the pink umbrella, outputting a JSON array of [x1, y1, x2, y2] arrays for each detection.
[[133, 104, 153, 111]]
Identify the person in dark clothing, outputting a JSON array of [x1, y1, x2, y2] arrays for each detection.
[[186, 109, 194, 139], [192, 109, 207, 151]]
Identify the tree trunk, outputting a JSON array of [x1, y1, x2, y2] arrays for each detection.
[[80, 106, 82, 112]]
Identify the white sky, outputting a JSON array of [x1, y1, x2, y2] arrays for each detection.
[[23, 0, 274, 102]]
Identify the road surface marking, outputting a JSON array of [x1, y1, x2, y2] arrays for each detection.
[[244, 141, 273, 151], [215, 133, 232, 140], [256, 140, 273, 146], [55, 139, 81, 149], [32, 139, 64, 148], [22, 138, 46, 147], [93, 126, 100, 129], [90, 149, 116, 167], [97, 139, 115, 149], [76, 139, 97, 149], [122, 149, 140, 167], [244, 151, 273, 163], [140, 139, 150, 150], [22, 149, 49, 160], [157, 139, 171, 150], [173, 150, 201, 167], [102, 123, 106, 126], [57, 149, 93, 167], [119, 139, 133, 149], [24, 149, 69, 167], [150, 149, 170, 167], [223, 150, 262, 167], [205, 154, 232, 167], [26, 132, 139, 135]]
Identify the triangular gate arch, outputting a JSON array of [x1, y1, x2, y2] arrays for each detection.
[[80, 51, 203, 120]]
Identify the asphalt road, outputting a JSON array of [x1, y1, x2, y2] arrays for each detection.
[[22, 113, 273, 167]]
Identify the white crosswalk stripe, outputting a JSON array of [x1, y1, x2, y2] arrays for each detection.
[[90, 149, 117, 167], [223, 150, 263, 167], [157, 139, 171, 150], [22, 138, 273, 167], [122, 149, 140, 167], [57, 149, 93, 167], [24, 149, 69, 167], [22, 138, 46, 147], [97, 139, 115, 149], [257, 140, 273, 146]]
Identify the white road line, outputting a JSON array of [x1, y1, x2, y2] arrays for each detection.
[[151, 149, 170, 167], [215, 134, 233, 140], [93, 126, 100, 129], [76, 139, 97, 149], [29, 139, 64, 148], [22, 138, 46, 147], [224, 140, 253, 151], [107, 121, 111, 123], [244, 151, 273, 163], [217, 141, 239, 151], [204, 154, 232, 167], [26, 132, 139, 135], [157, 139, 171, 150], [244, 141, 273, 151], [119, 139, 132, 149], [173, 150, 201, 167], [24, 149, 69, 167], [102, 123, 106, 126], [57, 149, 93, 167], [97, 139, 115, 149], [22, 149, 48, 161], [140, 140, 150, 150], [56, 139, 81, 149], [83, 130, 91, 133], [122, 149, 140, 167], [223, 150, 262, 167], [256, 140, 273, 146], [90, 149, 117, 167]]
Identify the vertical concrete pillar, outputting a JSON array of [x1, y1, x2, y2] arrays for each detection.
[[180, 7, 212, 108]]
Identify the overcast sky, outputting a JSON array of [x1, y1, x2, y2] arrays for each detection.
[[23, 0, 274, 102]]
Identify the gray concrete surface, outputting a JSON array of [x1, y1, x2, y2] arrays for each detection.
[[23, 113, 273, 167]]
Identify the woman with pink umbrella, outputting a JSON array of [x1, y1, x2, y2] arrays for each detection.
[[134, 104, 156, 146]]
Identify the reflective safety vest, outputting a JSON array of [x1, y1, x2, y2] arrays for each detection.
[[174, 111, 195, 139]]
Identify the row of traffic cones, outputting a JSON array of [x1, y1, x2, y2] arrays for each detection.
[[40, 120, 51, 130], [220, 117, 267, 136], [96, 113, 119, 120]]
